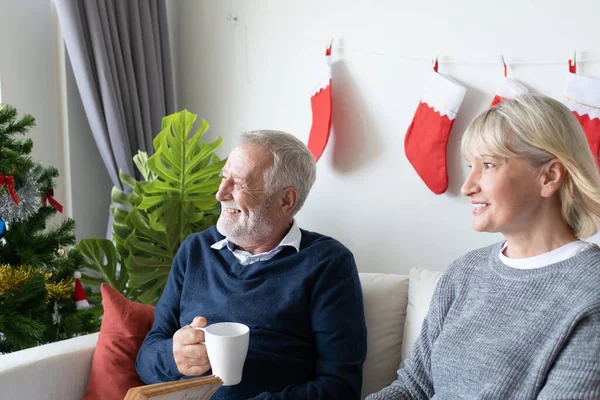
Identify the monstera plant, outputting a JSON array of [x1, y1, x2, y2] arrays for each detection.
[[76, 110, 226, 305]]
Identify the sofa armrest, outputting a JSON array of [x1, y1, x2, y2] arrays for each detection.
[[0, 332, 100, 400]]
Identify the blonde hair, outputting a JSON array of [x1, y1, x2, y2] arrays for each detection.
[[461, 94, 600, 238]]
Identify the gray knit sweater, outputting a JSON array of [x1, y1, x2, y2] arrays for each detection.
[[367, 242, 600, 399]]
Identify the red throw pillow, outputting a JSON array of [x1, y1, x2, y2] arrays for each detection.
[[84, 283, 155, 400]]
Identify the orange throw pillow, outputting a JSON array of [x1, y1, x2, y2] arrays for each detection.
[[84, 283, 155, 400]]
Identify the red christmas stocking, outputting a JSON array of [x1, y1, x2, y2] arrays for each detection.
[[491, 77, 528, 107], [307, 46, 332, 161], [405, 65, 467, 194], [561, 61, 600, 167]]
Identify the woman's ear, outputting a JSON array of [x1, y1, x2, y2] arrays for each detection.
[[540, 159, 566, 198]]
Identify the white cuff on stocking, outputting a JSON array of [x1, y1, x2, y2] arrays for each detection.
[[495, 77, 528, 99], [421, 71, 467, 120], [311, 53, 332, 96], [561, 72, 600, 120]]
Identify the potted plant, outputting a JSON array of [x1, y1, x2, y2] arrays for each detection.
[[76, 110, 225, 305]]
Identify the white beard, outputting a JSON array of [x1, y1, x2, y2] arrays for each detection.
[[216, 199, 275, 247]]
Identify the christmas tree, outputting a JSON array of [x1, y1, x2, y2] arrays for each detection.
[[0, 104, 99, 353]]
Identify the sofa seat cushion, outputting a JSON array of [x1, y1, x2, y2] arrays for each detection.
[[359, 272, 409, 399]]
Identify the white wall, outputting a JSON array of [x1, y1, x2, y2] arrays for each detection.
[[174, 0, 600, 274], [3, 1, 598, 272], [0, 0, 112, 240], [0, 1, 65, 207]]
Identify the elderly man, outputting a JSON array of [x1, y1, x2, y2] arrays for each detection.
[[136, 130, 367, 399]]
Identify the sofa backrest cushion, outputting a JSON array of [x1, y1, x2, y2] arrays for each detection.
[[358, 272, 409, 399], [84, 283, 155, 400], [400, 267, 443, 363]]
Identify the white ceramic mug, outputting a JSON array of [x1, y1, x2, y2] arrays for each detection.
[[195, 322, 250, 386]]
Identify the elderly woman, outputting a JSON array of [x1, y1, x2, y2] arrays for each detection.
[[368, 94, 600, 399]]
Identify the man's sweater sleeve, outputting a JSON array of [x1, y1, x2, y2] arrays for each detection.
[[250, 251, 368, 400], [135, 239, 189, 384], [366, 269, 454, 400], [538, 309, 600, 399]]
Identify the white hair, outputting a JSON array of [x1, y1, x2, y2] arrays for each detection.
[[240, 130, 317, 215]]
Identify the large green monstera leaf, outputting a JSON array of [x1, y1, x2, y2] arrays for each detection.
[[77, 237, 130, 300], [77, 110, 225, 305]]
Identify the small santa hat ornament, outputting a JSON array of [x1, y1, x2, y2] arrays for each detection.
[[74, 271, 90, 310]]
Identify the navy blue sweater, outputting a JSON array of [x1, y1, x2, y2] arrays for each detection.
[[136, 226, 367, 399]]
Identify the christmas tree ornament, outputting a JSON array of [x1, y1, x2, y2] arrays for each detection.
[[0, 172, 41, 224], [0, 218, 5, 238], [490, 56, 528, 107], [560, 58, 600, 167], [56, 247, 67, 258], [0, 173, 20, 205], [52, 301, 61, 326], [41, 188, 63, 213], [73, 271, 90, 310], [405, 60, 467, 194], [307, 44, 333, 161]]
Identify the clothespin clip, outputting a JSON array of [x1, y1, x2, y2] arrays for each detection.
[[568, 50, 577, 74], [433, 56, 439, 73], [501, 55, 507, 77]]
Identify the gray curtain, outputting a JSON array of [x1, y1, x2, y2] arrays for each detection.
[[55, 0, 175, 238]]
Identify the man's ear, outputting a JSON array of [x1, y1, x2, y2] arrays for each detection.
[[540, 158, 566, 198], [279, 186, 298, 215]]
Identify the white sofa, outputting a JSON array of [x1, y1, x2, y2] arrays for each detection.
[[0, 268, 442, 400]]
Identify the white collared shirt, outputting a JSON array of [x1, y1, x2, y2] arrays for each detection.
[[210, 219, 301, 266]]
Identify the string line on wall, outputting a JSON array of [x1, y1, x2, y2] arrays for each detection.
[[333, 45, 600, 66]]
